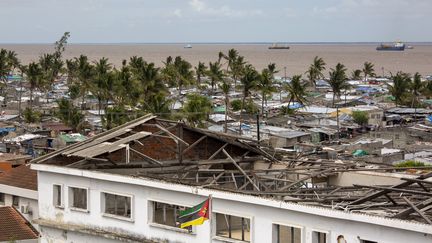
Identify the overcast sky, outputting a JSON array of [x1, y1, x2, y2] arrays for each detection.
[[0, 0, 430, 43]]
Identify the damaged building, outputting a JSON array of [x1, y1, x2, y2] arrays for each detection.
[[30, 114, 432, 243]]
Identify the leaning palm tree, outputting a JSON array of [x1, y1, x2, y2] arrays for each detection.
[[25, 62, 43, 109], [328, 63, 349, 107], [225, 48, 239, 73], [285, 75, 308, 108], [306, 56, 326, 87], [207, 61, 224, 93], [219, 81, 231, 133], [195, 61, 207, 86], [362, 62, 375, 81], [351, 69, 362, 80], [387, 72, 411, 107]]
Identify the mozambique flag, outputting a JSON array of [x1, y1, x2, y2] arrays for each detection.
[[178, 198, 210, 229]]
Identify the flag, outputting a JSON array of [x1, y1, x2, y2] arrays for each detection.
[[178, 197, 211, 229]]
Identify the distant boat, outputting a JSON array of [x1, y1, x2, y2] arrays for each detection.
[[376, 41, 405, 51], [184, 44, 192, 49], [268, 43, 290, 50]]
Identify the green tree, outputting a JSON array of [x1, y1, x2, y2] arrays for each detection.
[[410, 72, 423, 108], [387, 72, 411, 107], [25, 62, 43, 109], [56, 98, 84, 132], [362, 61, 375, 81], [257, 68, 277, 114], [23, 107, 41, 123], [352, 110, 369, 127], [305, 56, 326, 87], [93, 57, 113, 115], [183, 93, 212, 127], [195, 61, 207, 86], [219, 81, 231, 132], [103, 105, 134, 130], [239, 65, 259, 134], [207, 61, 225, 93], [284, 75, 308, 108], [328, 63, 349, 106], [351, 69, 362, 80]]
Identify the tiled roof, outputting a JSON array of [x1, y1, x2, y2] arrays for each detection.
[[0, 164, 37, 191], [0, 206, 39, 241]]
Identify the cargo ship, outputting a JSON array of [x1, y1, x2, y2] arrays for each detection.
[[376, 41, 405, 51], [268, 43, 290, 50]]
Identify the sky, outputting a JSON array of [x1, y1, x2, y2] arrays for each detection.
[[0, 0, 430, 43]]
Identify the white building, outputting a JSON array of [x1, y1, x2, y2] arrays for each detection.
[[31, 115, 432, 243], [0, 164, 39, 224]]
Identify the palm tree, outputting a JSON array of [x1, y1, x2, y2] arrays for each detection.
[[93, 57, 112, 115], [207, 61, 224, 93], [76, 55, 94, 107], [351, 69, 362, 80], [239, 65, 259, 134], [173, 56, 194, 95], [225, 49, 239, 72], [387, 72, 411, 107], [411, 72, 423, 123], [328, 63, 348, 107], [285, 75, 308, 108], [219, 81, 231, 132], [25, 62, 43, 109], [230, 55, 246, 90], [306, 56, 326, 87], [362, 62, 375, 81], [411, 72, 423, 107], [256, 68, 276, 115], [195, 61, 207, 86]]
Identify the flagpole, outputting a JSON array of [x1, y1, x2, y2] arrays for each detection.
[[209, 194, 213, 243]]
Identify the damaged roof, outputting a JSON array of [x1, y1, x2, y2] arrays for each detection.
[[32, 114, 432, 226]]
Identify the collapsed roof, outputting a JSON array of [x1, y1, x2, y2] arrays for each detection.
[[33, 114, 432, 225]]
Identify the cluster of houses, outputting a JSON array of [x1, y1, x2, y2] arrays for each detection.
[[2, 73, 432, 241]]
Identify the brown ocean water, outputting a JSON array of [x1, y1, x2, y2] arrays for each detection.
[[1, 44, 431, 77]]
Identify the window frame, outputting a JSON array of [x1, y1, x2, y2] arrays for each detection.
[[68, 186, 89, 213], [53, 184, 64, 208], [101, 191, 134, 222], [272, 222, 303, 243], [311, 229, 329, 243], [0, 192, 5, 205], [213, 211, 252, 243], [148, 199, 194, 234], [12, 195, 19, 208]]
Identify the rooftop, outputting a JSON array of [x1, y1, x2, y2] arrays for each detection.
[[32, 114, 432, 226], [0, 206, 39, 241], [0, 164, 37, 191]]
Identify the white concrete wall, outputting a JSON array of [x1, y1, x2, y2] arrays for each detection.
[[0, 192, 39, 224], [37, 170, 432, 243]]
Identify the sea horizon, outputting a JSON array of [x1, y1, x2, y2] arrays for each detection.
[[2, 41, 432, 45]]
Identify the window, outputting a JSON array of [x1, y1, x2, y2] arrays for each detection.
[[53, 184, 63, 208], [152, 201, 183, 228], [273, 224, 301, 243], [12, 195, 19, 208], [69, 187, 88, 211], [103, 192, 132, 219], [312, 231, 327, 243], [216, 213, 250, 242], [0, 193, 4, 205]]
